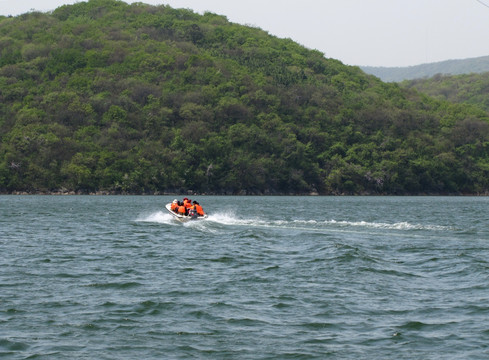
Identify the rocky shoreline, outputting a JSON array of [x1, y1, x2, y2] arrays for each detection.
[[3, 189, 488, 196]]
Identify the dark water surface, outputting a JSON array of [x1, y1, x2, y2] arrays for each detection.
[[1, 195, 489, 359]]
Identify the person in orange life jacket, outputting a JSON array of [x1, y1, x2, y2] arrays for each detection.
[[183, 198, 192, 209], [177, 201, 187, 216], [170, 199, 179, 212], [192, 201, 205, 216]]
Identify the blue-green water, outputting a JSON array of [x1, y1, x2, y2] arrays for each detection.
[[1, 195, 489, 359]]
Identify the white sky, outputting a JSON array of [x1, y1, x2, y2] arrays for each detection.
[[1, 0, 489, 67]]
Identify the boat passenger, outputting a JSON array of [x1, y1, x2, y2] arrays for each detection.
[[184, 198, 192, 209], [177, 202, 187, 216], [170, 199, 179, 212], [193, 201, 205, 216]]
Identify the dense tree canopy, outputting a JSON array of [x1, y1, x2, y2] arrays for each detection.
[[1, 0, 489, 194], [402, 72, 489, 113]]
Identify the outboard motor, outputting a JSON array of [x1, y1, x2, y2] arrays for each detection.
[[188, 209, 198, 219]]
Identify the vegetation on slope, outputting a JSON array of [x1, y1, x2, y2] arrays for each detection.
[[1, 0, 489, 195], [402, 72, 489, 113], [362, 56, 489, 82]]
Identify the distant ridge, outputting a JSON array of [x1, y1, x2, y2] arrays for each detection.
[[361, 55, 489, 82]]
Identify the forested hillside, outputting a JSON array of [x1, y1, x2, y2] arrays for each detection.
[[402, 72, 489, 113], [1, 0, 489, 195], [362, 56, 489, 82]]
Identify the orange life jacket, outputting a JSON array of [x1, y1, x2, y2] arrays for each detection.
[[177, 205, 186, 215], [184, 200, 191, 208], [170, 202, 178, 211], [195, 204, 204, 216]]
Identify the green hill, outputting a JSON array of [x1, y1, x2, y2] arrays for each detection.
[[1, 0, 489, 195], [402, 72, 489, 113], [362, 56, 489, 82]]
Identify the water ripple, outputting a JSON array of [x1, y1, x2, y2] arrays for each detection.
[[1, 195, 489, 359]]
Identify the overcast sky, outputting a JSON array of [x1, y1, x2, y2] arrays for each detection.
[[1, 0, 489, 67]]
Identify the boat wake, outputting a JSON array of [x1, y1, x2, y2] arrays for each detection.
[[136, 210, 453, 233], [205, 211, 453, 232], [136, 211, 177, 225], [323, 220, 453, 231]]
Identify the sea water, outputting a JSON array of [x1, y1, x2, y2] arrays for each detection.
[[1, 195, 488, 359]]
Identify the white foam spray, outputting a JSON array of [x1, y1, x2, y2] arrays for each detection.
[[136, 211, 176, 225]]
